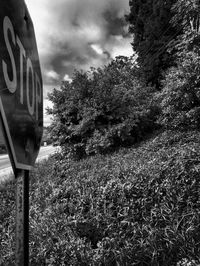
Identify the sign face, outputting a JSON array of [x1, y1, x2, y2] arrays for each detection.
[[0, 0, 43, 170]]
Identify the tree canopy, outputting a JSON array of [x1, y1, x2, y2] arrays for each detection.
[[126, 0, 180, 88], [47, 56, 158, 159], [48, 0, 200, 156]]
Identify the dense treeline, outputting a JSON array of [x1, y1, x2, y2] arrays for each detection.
[[126, 0, 200, 88], [41, 2, 200, 264], [126, 0, 178, 88], [47, 0, 200, 158], [47, 57, 159, 159], [1, 1, 200, 265]]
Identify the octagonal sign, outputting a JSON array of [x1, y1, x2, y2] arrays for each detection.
[[0, 0, 43, 170]]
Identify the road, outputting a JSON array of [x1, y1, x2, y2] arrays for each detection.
[[0, 145, 58, 178]]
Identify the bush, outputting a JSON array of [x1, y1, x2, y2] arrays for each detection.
[[47, 56, 159, 159], [157, 27, 200, 130]]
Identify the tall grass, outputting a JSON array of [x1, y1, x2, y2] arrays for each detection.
[[1, 131, 200, 265]]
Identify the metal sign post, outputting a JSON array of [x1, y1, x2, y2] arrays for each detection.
[[15, 170, 29, 266]]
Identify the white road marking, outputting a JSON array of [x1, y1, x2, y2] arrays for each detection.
[[0, 145, 58, 183]]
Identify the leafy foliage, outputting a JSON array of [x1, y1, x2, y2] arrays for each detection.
[[157, 0, 200, 130], [168, 0, 200, 60], [126, 0, 178, 87], [42, 127, 54, 145], [1, 131, 200, 265], [47, 56, 159, 159], [2, 1, 200, 265], [157, 51, 200, 130], [171, 0, 200, 32]]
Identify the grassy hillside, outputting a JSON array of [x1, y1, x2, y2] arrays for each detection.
[[1, 129, 200, 265]]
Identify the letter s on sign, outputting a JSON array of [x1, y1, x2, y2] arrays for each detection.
[[2, 16, 17, 93]]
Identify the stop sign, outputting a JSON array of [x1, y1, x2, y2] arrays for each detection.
[[0, 0, 43, 170]]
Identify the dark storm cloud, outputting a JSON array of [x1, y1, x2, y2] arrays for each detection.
[[25, 0, 133, 125], [32, 0, 132, 85]]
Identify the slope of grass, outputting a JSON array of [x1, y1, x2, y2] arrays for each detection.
[[1, 130, 200, 265]]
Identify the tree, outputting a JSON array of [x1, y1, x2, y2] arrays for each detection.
[[171, 0, 200, 33], [47, 56, 159, 159], [168, 0, 200, 59], [157, 0, 200, 130], [126, 0, 178, 88]]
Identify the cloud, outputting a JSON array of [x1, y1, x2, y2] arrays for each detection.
[[91, 44, 104, 55], [105, 35, 133, 58], [26, 0, 132, 83], [63, 74, 72, 82], [46, 70, 60, 81], [25, 0, 133, 126]]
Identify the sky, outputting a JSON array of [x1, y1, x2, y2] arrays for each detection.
[[25, 0, 133, 126]]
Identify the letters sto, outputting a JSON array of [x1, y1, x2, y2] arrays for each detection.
[[0, 1, 43, 170]]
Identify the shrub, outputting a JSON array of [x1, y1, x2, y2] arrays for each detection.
[[157, 51, 200, 130], [47, 56, 159, 159], [157, 13, 200, 131]]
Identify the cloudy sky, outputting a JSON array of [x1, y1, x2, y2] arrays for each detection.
[[25, 0, 133, 125]]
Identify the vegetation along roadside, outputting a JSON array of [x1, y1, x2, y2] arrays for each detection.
[[1, 0, 200, 265]]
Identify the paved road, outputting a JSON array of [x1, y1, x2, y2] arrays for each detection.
[[0, 145, 58, 178], [0, 155, 11, 170]]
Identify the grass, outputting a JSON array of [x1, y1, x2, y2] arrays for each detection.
[[0, 130, 200, 265]]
